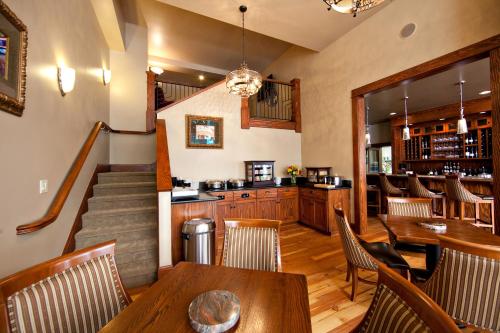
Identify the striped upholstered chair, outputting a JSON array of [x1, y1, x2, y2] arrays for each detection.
[[419, 235, 500, 331], [0, 241, 130, 333], [408, 174, 446, 218], [353, 263, 461, 333], [335, 209, 409, 301], [379, 173, 407, 213], [221, 219, 282, 272], [445, 174, 495, 233]]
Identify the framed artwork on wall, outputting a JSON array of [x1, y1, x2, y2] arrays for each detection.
[[0, 1, 27, 116], [186, 115, 223, 149]]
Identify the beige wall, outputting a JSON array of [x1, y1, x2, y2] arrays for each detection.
[[264, 0, 500, 181], [0, 0, 110, 277], [110, 23, 155, 164], [157, 83, 302, 183]]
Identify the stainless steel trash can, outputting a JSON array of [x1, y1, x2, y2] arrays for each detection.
[[182, 218, 216, 264]]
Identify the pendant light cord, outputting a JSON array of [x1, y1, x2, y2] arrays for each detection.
[[404, 96, 408, 127], [459, 81, 464, 119], [241, 9, 246, 65]]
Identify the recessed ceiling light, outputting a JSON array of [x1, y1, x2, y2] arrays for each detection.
[[478, 90, 491, 95], [400, 23, 416, 38], [439, 118, 445, 121], [409, 123, 413, 126], [198, 74, 205, 81], [389, 112, 397, 116], [150, 66, 164, 75], [480, 111, 487, 114]]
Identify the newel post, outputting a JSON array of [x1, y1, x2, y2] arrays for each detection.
[[291, 78, 301, 133], [146, 70, 156, 131]]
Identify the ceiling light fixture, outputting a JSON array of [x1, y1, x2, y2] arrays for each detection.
[[389, 112, 397, 116], [439, 118, 445, 121], [150, 66, 164, 75], [102, 69, 111, 85], [456, 80, 468, 135], [478, 90, 491, 95], [402, 96, 410, 141], [226, 5, 262, 97], [58, 67, 76, 96], [365, 106, 371, 145], [323, 0, 384, 17], [198, 74, 205, 81]]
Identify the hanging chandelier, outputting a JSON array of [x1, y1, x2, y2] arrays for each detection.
[[323, 0, 384, 17], [365, 106, 371, 145], [226, 5, 262, 97], [402, 96, 411, 141], [456, 80, 468, 134]]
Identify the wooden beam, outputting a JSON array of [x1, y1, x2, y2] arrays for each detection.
[[490, 48, 500, 234], [352, 34, 500, 97], [241, 97, 250, 129], [352, 96, 368, 234], [156, 119, 173, 192], [146, 71, 156, 131], [391, 127, 402, 172], [390, 97, 491, 127], [291, 79, 302, 133], [249, 118, 297, 130]]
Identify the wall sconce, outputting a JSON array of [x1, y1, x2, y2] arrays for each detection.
[[149, 66, 164, 75], [57, 67, 76, 96], [102, 69, 111, 85]]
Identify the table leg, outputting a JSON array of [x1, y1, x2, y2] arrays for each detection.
[[425, 244, 441, 272]]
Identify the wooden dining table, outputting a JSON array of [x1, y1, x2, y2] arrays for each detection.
[[100, 262, 312, 332], [379, 214, 500, 271]]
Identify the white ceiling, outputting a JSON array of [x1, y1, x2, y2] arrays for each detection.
[[157, 0, 389, 51], [365, 58, 491, 124]]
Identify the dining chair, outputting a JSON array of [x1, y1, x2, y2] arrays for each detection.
[[385, 197, 432, 253], [335, 209, 409, 301], [0, 240, 131, 333], [445, 174, 495, 233], [379, 173, 407, 213], [417, 235, 500, 332], [221, 218, 282, 272], [408, 174, 447, 218], [352, 263, 461, 333]]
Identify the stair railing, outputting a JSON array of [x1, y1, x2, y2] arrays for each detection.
[[16, 120, 172, 235]]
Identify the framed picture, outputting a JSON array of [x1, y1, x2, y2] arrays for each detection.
[[186, 115, 223, 149], [0, 2, 27, 116]]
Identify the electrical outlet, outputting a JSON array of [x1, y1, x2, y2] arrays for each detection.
[[39, 179, 48, 194]]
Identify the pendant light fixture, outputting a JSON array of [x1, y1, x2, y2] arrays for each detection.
[[226, 5, 262, 97], [456, 80, 468, 134], [365, 106, 371, 145], [323, 0, 385, 17], [402, 96, 411, 141]]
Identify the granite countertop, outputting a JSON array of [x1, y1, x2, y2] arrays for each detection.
[[205, 184, 298, 193], [366, 173, 493, 183], [171, 192, 221, 205]]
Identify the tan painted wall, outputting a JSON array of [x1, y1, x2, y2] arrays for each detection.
[[110, 23, 155, 164], [157, 83, 301, 182], [0, 0, 110, 277], [264, 0, 500, 181]]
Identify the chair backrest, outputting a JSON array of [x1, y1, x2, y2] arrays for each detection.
[[408, 174, 434, 198], [379, 173, 403, 196], [445, 174, 481, 203], [387, 197, 432, 218], [334, 209, 378, 271], [353, 263, 461, 333], [422, 235, 500, 331], [0, 241, 131, 333], [221, 219, 282, 272]]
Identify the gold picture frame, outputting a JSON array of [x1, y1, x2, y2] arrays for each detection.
[[185, 115, 224, 149], [0, 1, 27, 116]]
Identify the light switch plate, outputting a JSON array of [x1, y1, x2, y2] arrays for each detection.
[[39, 179, 48, 194]]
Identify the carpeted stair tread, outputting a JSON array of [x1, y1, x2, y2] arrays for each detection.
[[98, 172, 156, 184], [83, 205, 157, 217], [117, 261, 158, 288], [88, 193, 157, 210], [75, 219, 157, 238], [93, 182, 156, 196], [76, 235, 158, 255]]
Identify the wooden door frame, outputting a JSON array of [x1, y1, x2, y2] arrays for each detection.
[[351, 34, 500, 235]]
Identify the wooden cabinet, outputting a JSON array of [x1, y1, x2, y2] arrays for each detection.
[[256, 198, 277, 219], [299, 187, 351, 235], [277, 187, 299, 223]]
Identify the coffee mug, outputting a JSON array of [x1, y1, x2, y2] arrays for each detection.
[[274, 177, 282, 185]]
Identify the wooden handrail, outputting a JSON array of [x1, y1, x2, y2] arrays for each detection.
[[16, 121, 157, 235], [155, 119, 172, 192]]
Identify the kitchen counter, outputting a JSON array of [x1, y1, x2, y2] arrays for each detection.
[[205, 183, 351, 193], [171, 192, 221, 204], [366, 173, 493, 183]]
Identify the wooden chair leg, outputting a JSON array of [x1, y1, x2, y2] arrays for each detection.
[[442, 197, 447, 219], [475, 202, 481, 226], [449, 200, 455, 219], [491, 201, 495, 235], [400, 268, 409, 280], [459, 202, 466, 220], [351, 267, 358, 302], [346, 262, 351, 282]]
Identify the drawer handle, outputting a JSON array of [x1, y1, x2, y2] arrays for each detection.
[[218, 195, 225, 200], [241, 193, 250, 198]]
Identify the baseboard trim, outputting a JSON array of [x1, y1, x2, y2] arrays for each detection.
[[158, 265, 174, 279], [62, 164, 110, 254]]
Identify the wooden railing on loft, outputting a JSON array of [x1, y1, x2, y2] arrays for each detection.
[[241, 78, 301, 133], [16, 120, 172, 235]]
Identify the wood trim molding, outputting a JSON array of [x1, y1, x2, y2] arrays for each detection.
[[490, 47, 500, 234], [249, 118, 297, 130], [291, 79, 302, 133], [390, 97, 491, 127], [241, 97, 250, 129], [146, 70, 156, 131], [351, 35, 499, 235], [352, 34, 500, 97], [16, 121, 156, 235], [156, 119, 173, 192], [157, 265, 174, 280], [62, 164, 110, 254]]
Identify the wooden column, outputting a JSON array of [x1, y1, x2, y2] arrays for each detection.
[[241, 97, 250, 129], [146, 70, 156, 131], [490, 47, 500, 234], [352, 96, 367, 234], [391, 124, 403, 172], [291, 78, 302, 133]]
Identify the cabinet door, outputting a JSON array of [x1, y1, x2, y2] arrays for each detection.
[[233, 201, 257, 219], [299, 196, 314, 226], [215, 201, 234, 237], [256, 198, 277, 220], [313, 200, 328, 232], [277, 196, 299, 223]]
